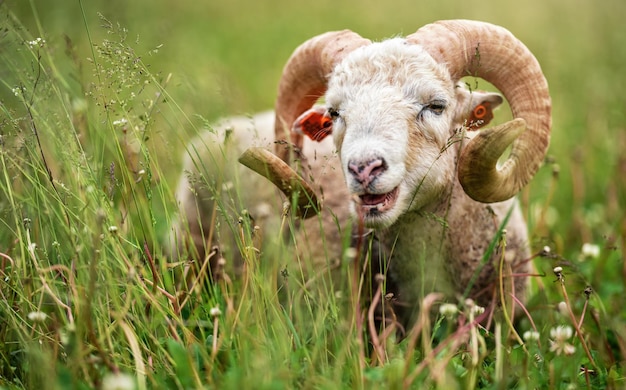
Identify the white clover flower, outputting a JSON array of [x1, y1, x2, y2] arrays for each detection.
[[549, 325, 576, 356], [101, 372, 136, 390], [439, 303, 458, 319], [27, 311, 48, 323], [581, 243, 600, 259], [550, 325, 573, 341], [209, 306, 222, 318], [523, 330, 540, 342]]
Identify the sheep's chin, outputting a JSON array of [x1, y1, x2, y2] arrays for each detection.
[[353, 186, 400, 227]]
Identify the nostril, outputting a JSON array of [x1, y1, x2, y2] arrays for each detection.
[[348, 158, 387, 186], [368, 159, 385, 177], [347, 161, 363, 178]]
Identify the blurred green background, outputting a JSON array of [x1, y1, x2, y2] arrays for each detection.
[[7, 0, 626, 248]]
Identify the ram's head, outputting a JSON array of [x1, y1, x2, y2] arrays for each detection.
[[271, 20, 551, 228]]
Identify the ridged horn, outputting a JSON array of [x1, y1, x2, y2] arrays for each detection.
[[274, 31, 371, 162], [407, 20, 552, 202]]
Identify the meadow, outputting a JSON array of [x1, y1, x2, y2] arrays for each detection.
[[1, 0, 625, 388]]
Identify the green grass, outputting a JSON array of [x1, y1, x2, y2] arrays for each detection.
[[1, 0, 625, 388]]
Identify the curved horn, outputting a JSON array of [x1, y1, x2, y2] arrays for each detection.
[[274, 31, 371, 162], [407, 20, 552, 202]]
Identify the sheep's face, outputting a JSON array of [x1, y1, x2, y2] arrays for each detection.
[[293, 39, 502, 228], [326, 40, 459, 227]]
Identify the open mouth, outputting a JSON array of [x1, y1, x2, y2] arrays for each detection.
[[357, 186, 399, 215]]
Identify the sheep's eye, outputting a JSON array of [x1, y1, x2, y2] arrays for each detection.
[[426, 100, 446, 115], [417, 100, 447, 120], [327, 108, 340, 119]]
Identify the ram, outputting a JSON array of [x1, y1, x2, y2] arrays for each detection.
[[170, 19, 551, 330], [168, 86, 502, 282]]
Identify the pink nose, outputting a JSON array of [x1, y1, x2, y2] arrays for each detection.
[[348, 158, 386, 188]]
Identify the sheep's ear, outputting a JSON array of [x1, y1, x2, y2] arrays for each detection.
[[465, 94, 501, 130], [292, 105, 333, 142], [455, 87, 503, 130]]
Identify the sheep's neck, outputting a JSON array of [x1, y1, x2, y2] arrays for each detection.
[[375, 204, 454, 320]]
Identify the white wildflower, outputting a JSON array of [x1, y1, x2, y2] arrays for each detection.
[[27, 311, 47, 323], [551, 325, 573, 341], [209, 306, 222, 318], [108, 225, 118, 234], [581, 243, 600, 259], [549, 325, 576, 356], [12, 87, 22, 97], [472, 305, 485, 316], [523, 330, 540, 342], [439, 303, 458, 319], [112, 118, 128, 127], [101, 372, 135, 390], [27, 37, 46, 48]]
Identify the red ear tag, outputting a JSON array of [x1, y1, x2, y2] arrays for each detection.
[[467, 102, 494, 130], [296, 111, 333, 141]]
